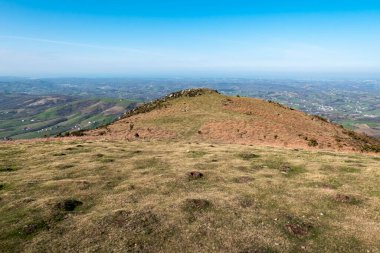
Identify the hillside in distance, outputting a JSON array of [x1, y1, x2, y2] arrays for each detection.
[[85, 89, 380, 153], [0, 93, 138, 139], [1, 77, 379, 138]]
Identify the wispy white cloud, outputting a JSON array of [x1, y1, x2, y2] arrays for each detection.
[[0, 35, 164, 56]]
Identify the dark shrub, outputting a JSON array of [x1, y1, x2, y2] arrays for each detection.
[[308, 139, 318, 147]]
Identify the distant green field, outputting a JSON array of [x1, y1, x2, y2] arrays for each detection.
[[0, 94, 139, 139]]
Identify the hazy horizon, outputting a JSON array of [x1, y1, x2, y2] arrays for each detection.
[[2, 72, 380, 81]]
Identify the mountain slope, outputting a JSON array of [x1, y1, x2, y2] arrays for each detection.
[[1, 89, 380, 252], [85, 89, 380, 152]]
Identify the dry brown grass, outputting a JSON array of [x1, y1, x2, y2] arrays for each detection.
[[85, 90, 380, 153], [1, 139, 380, 252]]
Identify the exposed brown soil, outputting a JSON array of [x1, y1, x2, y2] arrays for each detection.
[[69, 89, 380, 153], [285, 223, 310, 236], [102, 210, 159, 234], [56, 199, 83, 211], [183, 198, 212, 212], [335, 194, 359, 204], [22, 221, 48, 235], [187, 171, 204, 180], [279, 165, 291, 173]]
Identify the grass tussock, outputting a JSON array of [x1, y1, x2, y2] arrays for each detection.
[[187, 150, 207, 158], [238, 152, 260, 160]]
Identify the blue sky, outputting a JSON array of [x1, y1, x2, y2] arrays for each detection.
[[0, 0, 380, 77]]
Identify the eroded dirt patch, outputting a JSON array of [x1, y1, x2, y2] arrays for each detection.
[[187, 171, 204, 180], [237, 195, 255, 208], [56, 199, 83, 211], [284, 216, 314, 238], [102, 210, 159, 235], [22, 220, 48, 235], [182, 198, 212, 212], [286, 223, 310, 236], [334, 194, 361, 204]]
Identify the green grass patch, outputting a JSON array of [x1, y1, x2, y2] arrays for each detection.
[[238, 152, 260, 160], [326, 178, 343, 189], [339, 167, 360, 173], [0, 166, 15, 172], [319, 164, 335, 171], [134, 158, 168, 170], [187, 150, 207, 158], [262, 156, 285, 170], [284, 165, 307, 177], [99, 157, 115, 163], [261, 156, 306, 176], [0, 182, 8, 190]]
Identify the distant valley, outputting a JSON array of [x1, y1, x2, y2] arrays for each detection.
[[0, 93, 137, 139], [1, 77, 379, 139]]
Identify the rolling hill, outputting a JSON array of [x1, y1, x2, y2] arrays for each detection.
[[1, 89, 379, 252], [85, 88, 380, 153]]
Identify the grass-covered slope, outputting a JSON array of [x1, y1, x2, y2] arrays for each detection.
[[1, 89, 379, 252], [86, 89, 380, 152], [0, 140, 379, 252]]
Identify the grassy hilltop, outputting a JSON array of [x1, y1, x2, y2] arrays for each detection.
[[86, 89, 380, 153], [1, 89, 379, 252]]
